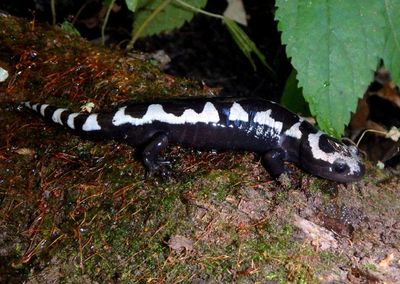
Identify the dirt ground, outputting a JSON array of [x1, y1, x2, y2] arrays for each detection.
[[0, 115, 399, 283]]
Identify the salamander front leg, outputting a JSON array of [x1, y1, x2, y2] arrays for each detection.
[[142, 132, 170, 177], [261, 149, 286, 178]]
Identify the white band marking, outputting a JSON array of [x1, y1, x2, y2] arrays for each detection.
[[284, 119, 303, 139], [112, 102, 220, 126], [67, 113, 80, 129], [82, 114, 101, 131], [253, 109, 283, 134], [40, 104, 49, 116], [228, 102, 249, 122], [308, 132, 360, 174], [32, 103, 40, 112], [52, 108, 67, 125]]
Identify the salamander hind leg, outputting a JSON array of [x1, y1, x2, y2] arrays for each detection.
[[261, 149, 287, 178], [142, 132, 171, 177]]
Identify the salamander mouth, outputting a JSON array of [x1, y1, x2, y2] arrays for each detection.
[[318, 162, 365, 183], [299, 154, 365, 182]]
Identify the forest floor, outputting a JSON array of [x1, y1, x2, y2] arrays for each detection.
[[0, 14, 399, 284]]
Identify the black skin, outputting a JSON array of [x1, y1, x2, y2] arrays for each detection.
[[261, 149, 287, 177], [22, 98, 364, 182], [141, 135, 288, 178], [142, 132, 170, 176], [110, 98, 298, 178]]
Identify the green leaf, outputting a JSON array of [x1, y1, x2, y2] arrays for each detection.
[[223, 17, 273, 72], [281, 69, 310, 116], [275, 0, 384, 137], [60, 21, 80, 36], [382, 0, 400, 84], [133, 0, 207, 38], [125, 0, 140, 12]]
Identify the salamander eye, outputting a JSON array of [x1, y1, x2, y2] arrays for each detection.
[[333, 160, 347, 174]]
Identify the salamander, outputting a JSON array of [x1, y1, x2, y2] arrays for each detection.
[[22, 97, 365, 182]]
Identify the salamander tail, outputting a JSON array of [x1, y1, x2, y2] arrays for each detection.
[[22, 101, 99, 132]]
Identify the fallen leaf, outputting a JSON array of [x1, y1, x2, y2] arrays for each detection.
[[15, 148, 35, 156], [293, 214, 338, 250], [168, 235, 194, 252]]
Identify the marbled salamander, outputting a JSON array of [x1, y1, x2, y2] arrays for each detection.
[[22, 97, 364, 182]]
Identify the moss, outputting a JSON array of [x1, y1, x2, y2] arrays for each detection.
[[308, 178, 326, 194], [362, 262, 378, 272], [195, 169, 244, 202], [240, 223, 316, 283]]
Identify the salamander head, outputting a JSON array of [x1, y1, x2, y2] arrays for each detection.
[[299, 132, 365, 182]]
